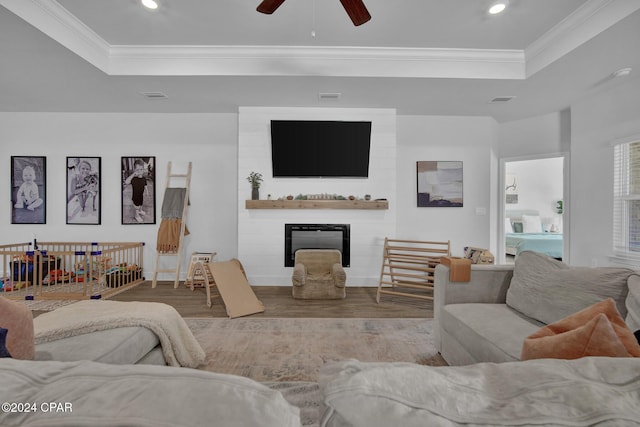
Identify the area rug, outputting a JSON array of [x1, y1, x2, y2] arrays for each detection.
[[185, 317, 443, 382]]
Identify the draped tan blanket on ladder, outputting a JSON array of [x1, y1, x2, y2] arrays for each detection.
[[157, 218, 190, 253], [157, 187, 190, 253]]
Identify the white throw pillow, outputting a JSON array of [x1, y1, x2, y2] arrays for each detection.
[[522, 215, 542, 233], [505, 218, 514, 234]]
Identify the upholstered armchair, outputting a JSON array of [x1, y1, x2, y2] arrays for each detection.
[[291, 249, 346, 299]]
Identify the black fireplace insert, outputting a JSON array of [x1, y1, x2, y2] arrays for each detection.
[[284, 223, 350, 267]]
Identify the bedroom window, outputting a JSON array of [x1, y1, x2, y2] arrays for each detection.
[[613, 140, 640, 256]]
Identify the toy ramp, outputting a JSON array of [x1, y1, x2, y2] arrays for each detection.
[[206, 259, 264, 318]]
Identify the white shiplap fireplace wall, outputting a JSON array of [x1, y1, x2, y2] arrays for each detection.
[[238, 107, 397, 286]]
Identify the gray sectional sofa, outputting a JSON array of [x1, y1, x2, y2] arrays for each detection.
[[4, 255, 640, 426], [434, 250, 640, 365]]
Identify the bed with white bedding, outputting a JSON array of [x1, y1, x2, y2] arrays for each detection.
[[505, 232, 563, 258], [505, 210, 563, 259]]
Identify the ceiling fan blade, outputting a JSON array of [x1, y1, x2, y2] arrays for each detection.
[[339, 0, 371, 26], [257, 0, 286, 14]]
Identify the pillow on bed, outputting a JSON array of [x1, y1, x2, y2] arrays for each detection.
[[522, 214, 543, 233], [505, 218, 514, 234], [512, 221, 523, 233]]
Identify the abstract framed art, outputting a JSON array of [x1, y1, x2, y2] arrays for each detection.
[[11, 156, 46, 224], [66, 157, 101, 225], [417, 161, 463, 207], [121, 156, 156, 224]]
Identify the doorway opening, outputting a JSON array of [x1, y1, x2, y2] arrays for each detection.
[[499, 154, 568, 264]]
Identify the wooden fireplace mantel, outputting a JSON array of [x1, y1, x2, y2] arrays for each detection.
[[245, 199, 389, 210]]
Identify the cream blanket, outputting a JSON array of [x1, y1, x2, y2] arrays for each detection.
[[34, 300, 205, 368]]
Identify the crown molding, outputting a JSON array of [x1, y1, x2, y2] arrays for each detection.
[[107, 45, 524, 79], [0, 0, 110, 71], [2, 0, 637, 80], [525, 0, 640, 77]]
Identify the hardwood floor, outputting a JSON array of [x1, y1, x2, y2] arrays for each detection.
[[110, 281, 434, 318]]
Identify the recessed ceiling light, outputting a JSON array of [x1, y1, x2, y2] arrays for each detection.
[[141, 0, 158, 10], [488, 1, 508, 15]]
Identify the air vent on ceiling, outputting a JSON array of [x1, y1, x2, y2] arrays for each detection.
[[488, 96, 516, 104], [140, 91, 168, 100], [318, 92, 341, 101]]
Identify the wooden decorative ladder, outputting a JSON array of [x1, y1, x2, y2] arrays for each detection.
[[152, 161, 192, 289]]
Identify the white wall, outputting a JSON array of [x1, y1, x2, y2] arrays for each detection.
[[396, 116, 497, 256], [569, 74, 640, 267], [0, 113, 239, 279], [0, 109, 554, 286], [237, 107, 397, 286], [498, 112, 567, 158]]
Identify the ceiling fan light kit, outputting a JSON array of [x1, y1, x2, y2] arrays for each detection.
[[257, 0, 371, 26]]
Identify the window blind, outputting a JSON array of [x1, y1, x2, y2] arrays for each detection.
[[613, 141, 640, 255]]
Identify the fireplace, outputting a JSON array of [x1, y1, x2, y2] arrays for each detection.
[[284, 224, 350, 267]]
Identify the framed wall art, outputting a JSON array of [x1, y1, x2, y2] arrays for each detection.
[[11, 156, 46, 224], [121, 156, 156, 224], [417, 161, 463, 207], [67, 157, 101, 225], [505, 173, 518, 204]]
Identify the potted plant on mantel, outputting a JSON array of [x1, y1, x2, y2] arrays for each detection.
[[247, 171, 263, 200]]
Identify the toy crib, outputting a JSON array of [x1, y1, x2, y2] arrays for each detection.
[[0, 241, 144, 301]]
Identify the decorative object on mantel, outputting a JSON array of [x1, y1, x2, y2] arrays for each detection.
[[305, 193, 347, 200], [246, 171, 263, 200], [277, 194, 355, 201], [245, 199, 388, 210]]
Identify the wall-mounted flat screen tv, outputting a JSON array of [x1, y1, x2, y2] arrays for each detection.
[[270, 120, 372, 178]]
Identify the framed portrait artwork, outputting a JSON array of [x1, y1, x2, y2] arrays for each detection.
[[66, 157, 101, 225], [121, 156, 156, 224], [11, 156, 46, 224], [417, 161, 463, 207]]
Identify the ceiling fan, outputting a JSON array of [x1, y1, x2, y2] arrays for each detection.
[[257, 0, 371, 26]]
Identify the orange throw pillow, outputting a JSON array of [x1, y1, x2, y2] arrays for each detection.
[[0, 297, 35, 360], [521, 298, 640, 360]]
